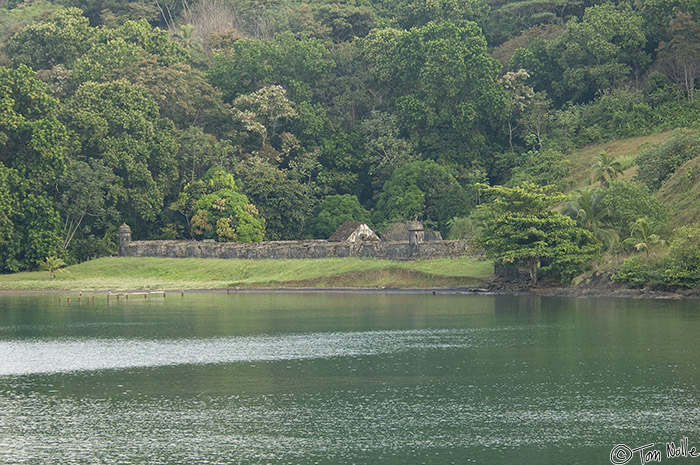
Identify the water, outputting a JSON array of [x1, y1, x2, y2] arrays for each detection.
[[0, 292, 699, 464]]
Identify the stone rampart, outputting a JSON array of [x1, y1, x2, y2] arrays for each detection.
[[120, 239, 467, 260]]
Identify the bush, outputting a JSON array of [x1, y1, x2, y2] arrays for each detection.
[[309, 194, 371, 239], [507, 148, 571, 190], [600, 180, 668, 239], [636, 130, 700, 190], [612, 255, 668, 288], [614, 223, 700, 288]]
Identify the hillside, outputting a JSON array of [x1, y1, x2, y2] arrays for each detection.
[[657, 156, 700, 226], [564, 131, 675, 190]]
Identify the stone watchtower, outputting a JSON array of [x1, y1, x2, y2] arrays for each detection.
[[407, 222, 424, 246], [118, 223, 132, 256]]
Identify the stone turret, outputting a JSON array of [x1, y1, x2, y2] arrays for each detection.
[[407, 222, 424, 246], [118, 223, 132, 256]]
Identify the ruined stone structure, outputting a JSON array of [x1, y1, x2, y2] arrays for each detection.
[[382, 222, 442, 242], [118, 221, 467, 261]]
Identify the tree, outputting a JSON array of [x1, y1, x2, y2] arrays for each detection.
[[234, 157, 316, 240], [599, 179, 668, 239], [384, 0, 486, 30], [591, 151, 623, 187], [546, 3, 649, 104], [63, 80, 178, 232], [563, 187, 618, 249], [373, 160, 473, 234], [309, 194, 371, 238], [362, 21, 508, 167], [0, 66, 68, 187], [656, 12, 700, 102], [232, 85, 299, 156], [476, 182, 599, 285], [623, 218, 666, 256], [38, 255, 66, 279], [359, 110, 416, 193], [7, 8, 94, 70], [500, 69, 535, 150], [207, 33, 333, 103], [183, 167, 265, 242], [57, 159, 120, 252]]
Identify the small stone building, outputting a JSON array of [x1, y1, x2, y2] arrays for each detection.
[[381, 222, 442, 242], [328, 222, 380, 243]]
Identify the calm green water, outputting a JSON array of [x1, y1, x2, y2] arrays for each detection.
[[0, 292, 699, 464]]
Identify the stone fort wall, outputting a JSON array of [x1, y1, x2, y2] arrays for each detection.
[[119, 239, 468, 261]]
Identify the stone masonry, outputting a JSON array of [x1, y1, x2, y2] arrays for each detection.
[[118, 222, 468, 261]]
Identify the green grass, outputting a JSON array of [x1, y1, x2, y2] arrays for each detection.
[[0, 257, 494, 291], [565, 130, 674, 191], [657, 155, 700, 226]]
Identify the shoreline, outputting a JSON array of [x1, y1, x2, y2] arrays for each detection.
[[2, 285, 699, 299]]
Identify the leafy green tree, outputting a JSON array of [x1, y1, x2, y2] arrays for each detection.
[[232, 85, 299, 157], [373, 160, 473, 234], [7, 8, 94, 70], [0, 66, 68, 187], [599, 180, 668, 239], [500, 69, 535, 150], [178, 167, 265, 242], [310, 0, 376, 42], [68, 0, 161, 26], [544, 3, 650, 104], [363, 21, 507, 167], [128, 61, 232, 134], [234, 157, 316, 240], [476, 182, 599, 285], [70, 37, 143, 86], [57, 159, 120, 252], [98, 19, 188, 65], [664, 223, 700, 286], [591, 151, 623, 187], [309, 194, 371, 238], [359, 110, 416, 193], [174, 128, 235, 188], [207, 33, 332, 103], [63, 79, 178, 232], [0, 182, 62, 272], [383, 0, 486, 30], [508, 148, 570, 190], [172, 24, 203, 51], [0, 66, 66, 272]]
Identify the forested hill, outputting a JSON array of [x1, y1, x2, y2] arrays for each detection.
[[2, 0, 700, 284]]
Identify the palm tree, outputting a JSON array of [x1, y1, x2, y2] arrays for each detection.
[[173, 24, 203, 51], [38, 255, 66, 279], [563, 187, 618, 249], [591, 151, 623, 187], [623, 218, 667, 256]]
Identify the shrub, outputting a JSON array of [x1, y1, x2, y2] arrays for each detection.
[[309, 194, 371, 239], [636, 130, 700, 190], [600, 180, 668, 239]]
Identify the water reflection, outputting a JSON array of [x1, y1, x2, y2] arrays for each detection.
[[0, 293, 699, 464]]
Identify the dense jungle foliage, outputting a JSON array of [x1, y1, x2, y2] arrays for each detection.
[[3, 0, 700, 286]]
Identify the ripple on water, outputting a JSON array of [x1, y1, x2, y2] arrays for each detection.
[[0, 327, 524, 376]]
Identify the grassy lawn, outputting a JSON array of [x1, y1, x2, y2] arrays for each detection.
[[0, 256, 494, 291], [565, 130, 674, 191]]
